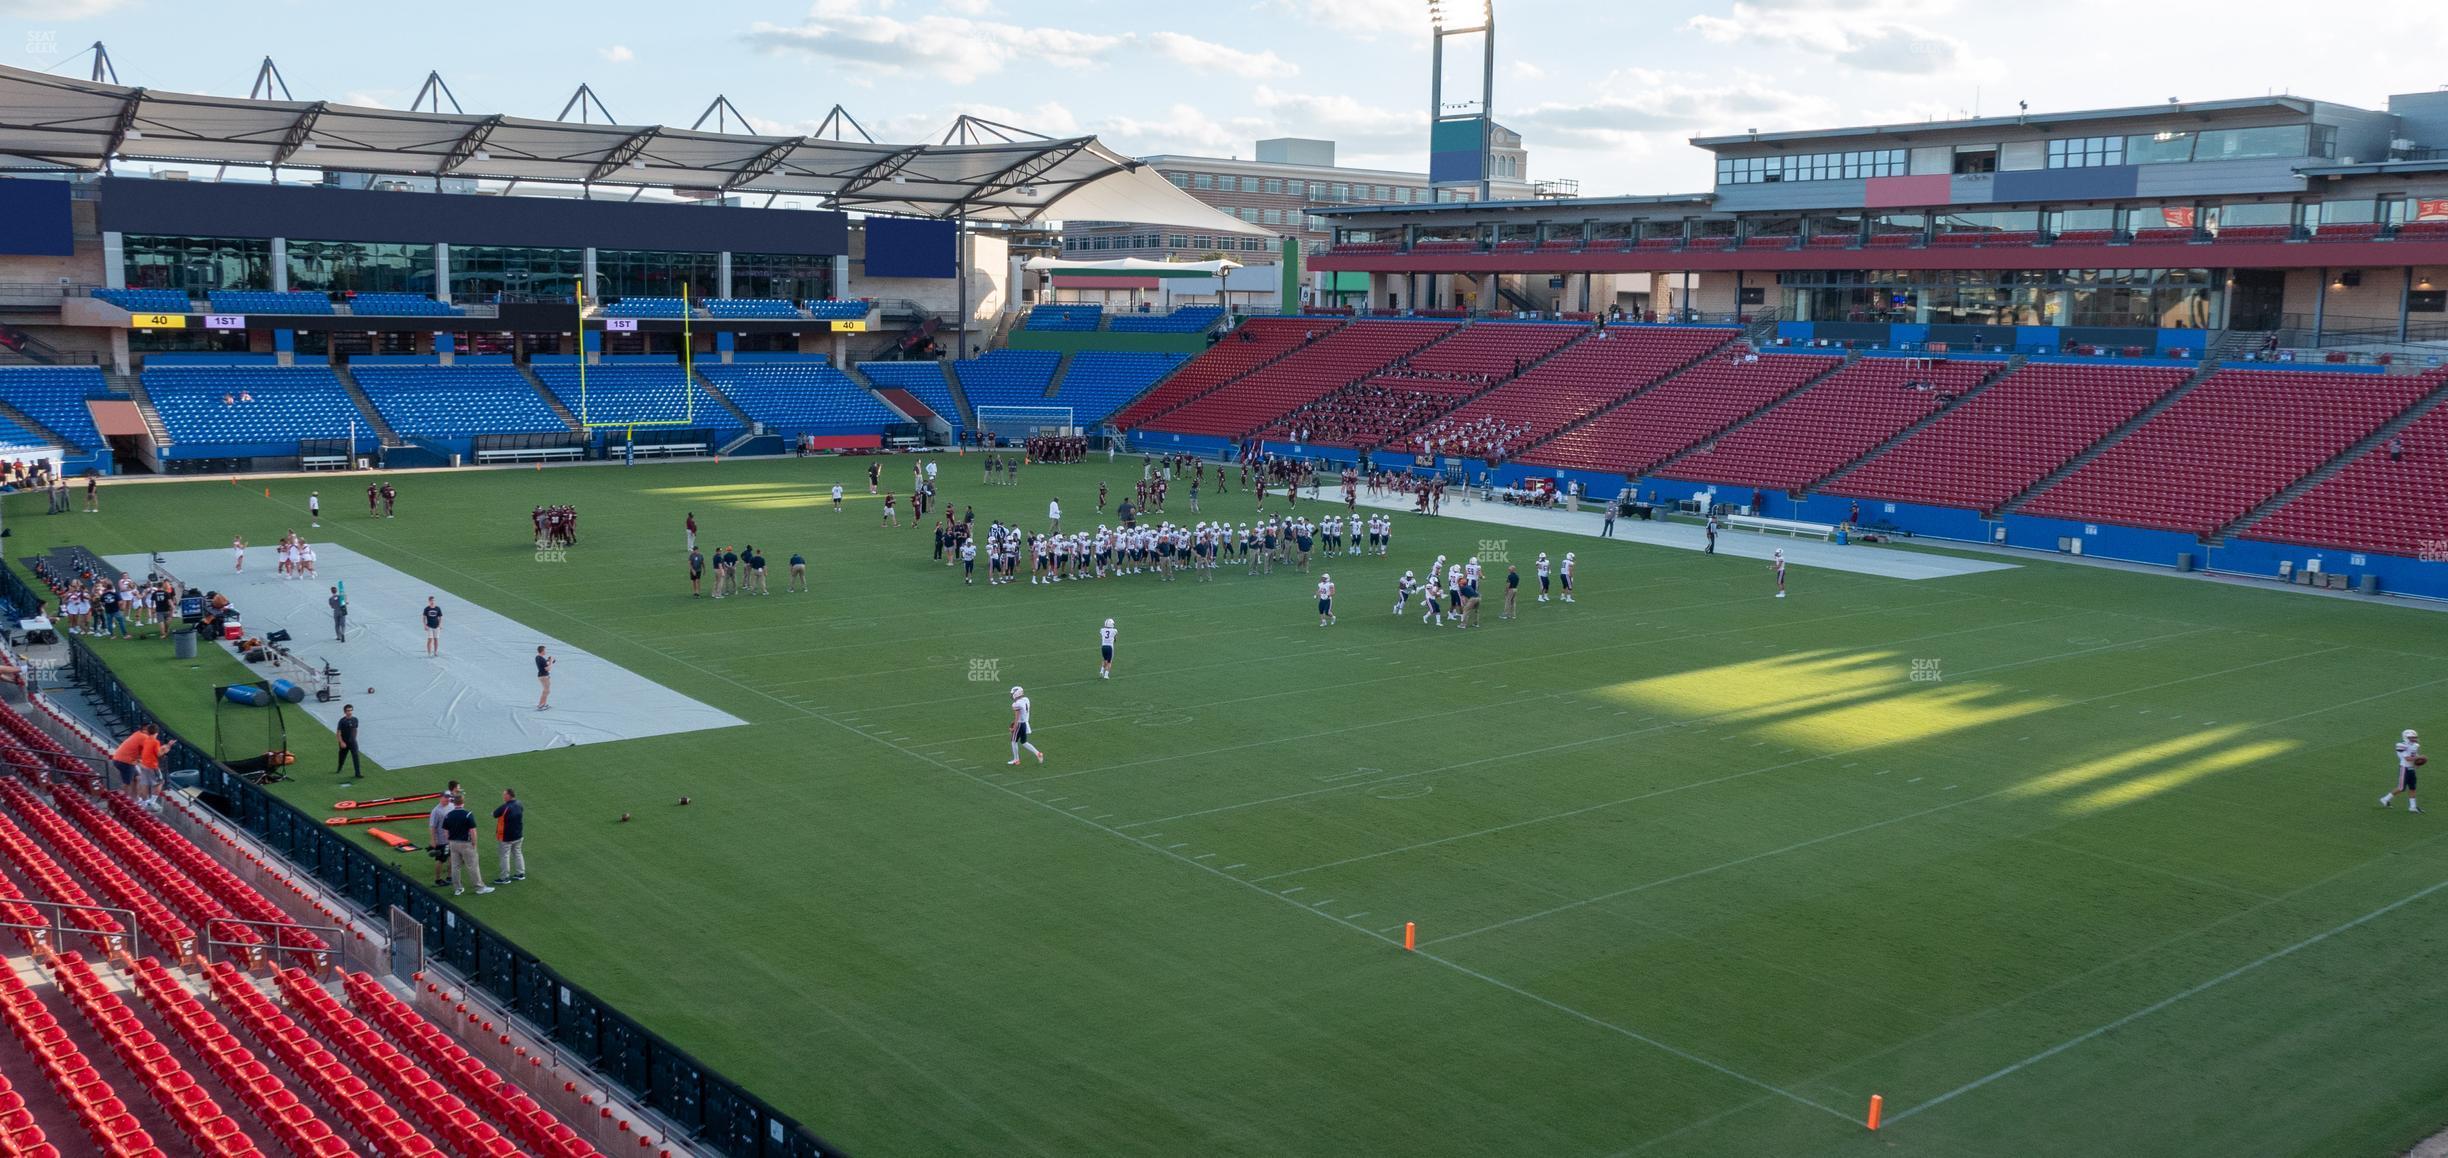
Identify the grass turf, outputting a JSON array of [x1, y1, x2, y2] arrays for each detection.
[[10, 458, 2448, 1157]]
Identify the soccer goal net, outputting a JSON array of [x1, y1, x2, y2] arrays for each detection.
[[975, 405, 1076, 441]]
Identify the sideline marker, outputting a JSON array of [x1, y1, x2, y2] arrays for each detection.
[[1866, 1094, 1883, 1131], [1403, 922, 1415, 951]]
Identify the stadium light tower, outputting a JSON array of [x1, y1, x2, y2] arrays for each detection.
[[1426, 0, 1496, 202]]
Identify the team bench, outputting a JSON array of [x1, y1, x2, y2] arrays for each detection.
[[1725, 514, 1837, 540], [474, 445, 587, 465], [299, 454, 351, 471]]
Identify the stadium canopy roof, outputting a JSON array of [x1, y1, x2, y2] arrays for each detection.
[[0, 64, 1270, 233]]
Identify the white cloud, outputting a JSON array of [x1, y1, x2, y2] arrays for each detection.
[[1686, 1, 1970, 75], [1510, 60, 1547, 82], [1145, 32, 1296, 79], [600, 45, 635, 64], [1264, 0, 1426, 38], [748, 11, 1125, 80], [0, 0, 127, 17]]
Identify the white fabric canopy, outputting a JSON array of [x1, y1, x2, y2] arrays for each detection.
[[1022, 256, 1245, 274], [0, 64, 1270, 234]]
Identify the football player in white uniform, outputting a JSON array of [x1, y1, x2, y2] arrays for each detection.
[[1099, 619, 1119, 679], [1007, 686, 1045, 765], [1394, 570, 1416, 615], [1560, 552, 1577, 603], [2383, 728, 2424, 813], [1316, 574, 1336, 627]]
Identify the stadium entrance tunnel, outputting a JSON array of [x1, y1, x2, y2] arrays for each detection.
[[1599, 649, 2053, 750]]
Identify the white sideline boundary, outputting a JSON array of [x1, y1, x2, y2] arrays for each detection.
[[1891, 874, 2448, 1122]]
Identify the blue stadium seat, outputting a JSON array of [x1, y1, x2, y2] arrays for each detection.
[[858, 362, 964, 434], [1053, 352, 1188, 426], [1108, 305, 1225, 334], [141, 364, 372, 456], [206, 290, 335, 315], [1024, 304, 1102, 332], [345, 293, 462, 317], [351, 364, 569, 438], [806, 300, 872, 321], [597, 297, 688, 319], [697, 358, 903, 434], [0, 414, 50, 457], [952, 350, 1061, 411], [0, 366, 111, 451], [703, 298, 801, 319], [529, 358, 734, 433], [90, 288, 195, 314]]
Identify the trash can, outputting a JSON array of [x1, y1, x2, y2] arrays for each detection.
[[2175, 552, 2196, 572], [2360, 574, 2380, 595], [172, 628, 197, 660]]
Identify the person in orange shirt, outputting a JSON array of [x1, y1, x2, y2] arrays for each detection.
[[108, 723, 170, 809]]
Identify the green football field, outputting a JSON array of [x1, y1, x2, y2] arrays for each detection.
[[11, 458, 2448, 1157]]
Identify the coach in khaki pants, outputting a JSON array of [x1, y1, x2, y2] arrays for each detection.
[[440, 792, 494, 896]]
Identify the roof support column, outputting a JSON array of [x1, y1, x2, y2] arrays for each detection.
[[2400, 266, 2413, 345], [269, 237, 288, 293], [955, 209, 970, 360], [2311, 267, 2327, 347], [717, 251, 733, 300], [101, 232, 125, 290], [433, 243, 451, 306]]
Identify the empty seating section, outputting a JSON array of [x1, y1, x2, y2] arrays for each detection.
[[0, 366, 108, 451], [952, 350, 1060, 410], [529, 359, 726, 430], [1329, 241, 1401, 255], [205, 291, 331, 316], [2019, 368, 2441, 534], [0, 952, 152, 1156], [1109, 317, 1321, 429], [697, 360, 902, 433], [805, 299, 871, 321], [1741, 235, 1797, 250], [98, 793, 326, 965], [126, 957, 352, 1158], [0, 414, 51, 455], [1865, 232, 1921, 248], [1664, 358, 1998, 490], [1534, 239, 1584, 252], [343, 293, 460, 317], [49, 952, 261, 1157], [352, 364, 569, 438], [1396, 327, 1731, 458], [702, 298, 799, 319], [205, 962, 446, 1156], [1407, 323, 1582, 379], [1150, 321, 1456, 438], [342, 973, 602, 1157], [596, 297, 686, 318], [2396, 220, 2448, 240], [1806, 233, 1858, 248], [94, 288, 194, 313], [858, 362, 966, 433], [1528, 352, 1841, 475], [0, 807, 126, 954], [1931, 231, 2040, 248], [1024, 304, 1102, 332], [0, 779, 190, 959], [1052, 352, 1186, 426], [1411, 240, 1481, 254], [2242, 381, 2448, 556], [1830, 363, 2192, 511], [2214, 225, 2296, 243], [2129, 227, 2195, 244], [2311, 222, 2382, 242], [1108, 305, 1223, 333], [272, 968, 522, 1157], [2049, 230, 2116, 246], [143, 366, 369, 453]]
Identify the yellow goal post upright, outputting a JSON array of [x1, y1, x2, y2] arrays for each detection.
[[573, 281, 699, 445]]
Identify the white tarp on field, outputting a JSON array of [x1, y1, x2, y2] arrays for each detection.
[[113, 545, 744, 770]]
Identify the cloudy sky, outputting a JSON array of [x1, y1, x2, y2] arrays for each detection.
[[8, 0, 2446, 195]]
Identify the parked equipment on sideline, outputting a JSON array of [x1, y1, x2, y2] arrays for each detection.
[[366, 828, 421, 852], [323, 811, 429, 827], [332, 791, 443, 812]]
